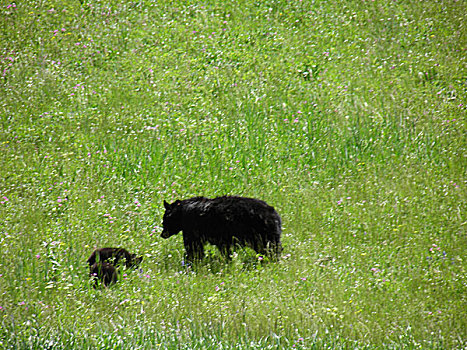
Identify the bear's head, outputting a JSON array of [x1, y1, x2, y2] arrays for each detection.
[[161, 200, 182, 239], [129, 253, 143, 268]]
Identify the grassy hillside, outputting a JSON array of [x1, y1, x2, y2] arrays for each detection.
[[0, 0, 465, 348]]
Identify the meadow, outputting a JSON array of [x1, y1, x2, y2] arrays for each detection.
[[0, 0, 466, 348]]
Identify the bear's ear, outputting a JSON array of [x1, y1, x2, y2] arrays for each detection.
[[163, 200, 170, 209]]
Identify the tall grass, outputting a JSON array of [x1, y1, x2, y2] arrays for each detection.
[[1, 0, 465, 348]]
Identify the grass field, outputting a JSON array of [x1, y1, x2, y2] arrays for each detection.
[[1, 0, 466, 348]]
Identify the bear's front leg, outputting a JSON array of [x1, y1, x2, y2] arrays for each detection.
[[217, 243, 232, 260], [183, 234, 204, 263]]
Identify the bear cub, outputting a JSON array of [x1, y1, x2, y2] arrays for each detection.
[[87, 247, 142, 288]]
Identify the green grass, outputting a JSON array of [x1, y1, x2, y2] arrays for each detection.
[[1, 0, 466, 348]]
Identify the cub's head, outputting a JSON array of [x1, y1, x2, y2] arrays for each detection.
[[161, 200, 182, 239], [129, 253, 143, 268]]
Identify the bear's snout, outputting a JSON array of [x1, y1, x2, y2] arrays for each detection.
[[161, 230, 171, 239]]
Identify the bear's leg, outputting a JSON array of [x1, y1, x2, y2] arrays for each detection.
[[252, 237, 281, 261], [251, 238, 267, 257], [265, 240, 282, 260], [184, 238, 205, 263], [103, 268, 118, 286], [90, 270, 99, 288], [217, 243, 232, 260], [90, 262, 118, 288]]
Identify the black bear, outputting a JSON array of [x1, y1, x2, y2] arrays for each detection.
[[161, 196, 282, 262], [89, 261, 118, 288], [86, 247, 143, 269]]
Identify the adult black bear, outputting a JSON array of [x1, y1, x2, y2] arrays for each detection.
[[89, 261, 118, 288], [86, 247, 143, 269], [161, 196, 282, 263]]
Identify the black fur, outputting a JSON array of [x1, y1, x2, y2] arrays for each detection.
[[90, 261, 118, 288], [86, 247, 143, 269], [161, 196, 282, 262]]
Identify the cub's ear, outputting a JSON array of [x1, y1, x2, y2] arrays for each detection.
[[163, 200, 170, 209]]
